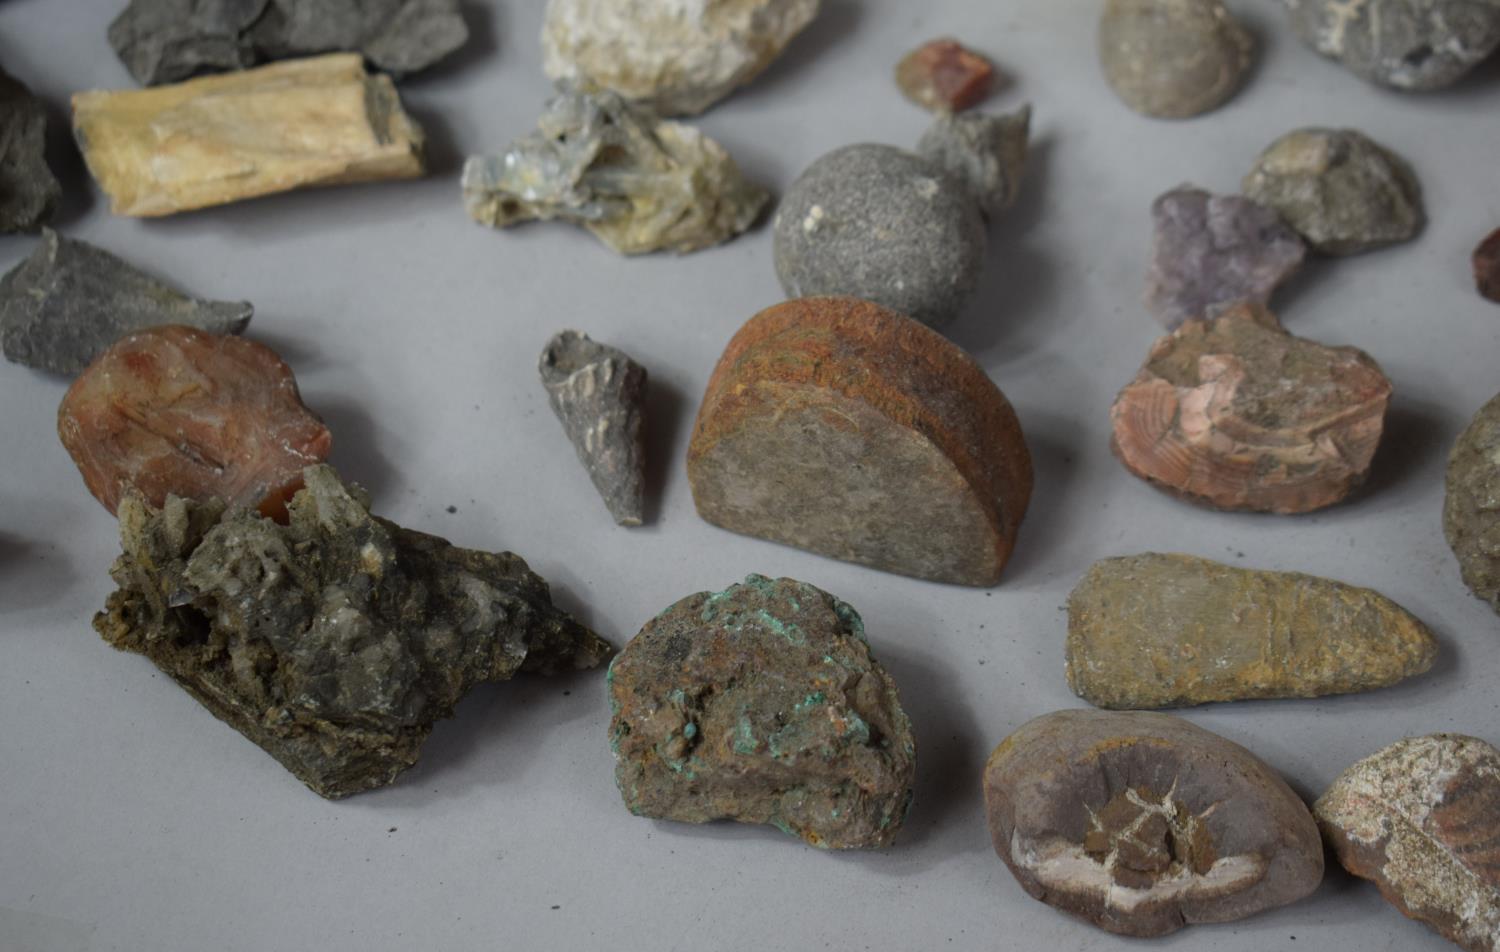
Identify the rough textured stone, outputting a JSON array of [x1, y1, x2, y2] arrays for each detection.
[[1111, 303, 1392, 513], [984, 710, 1324, 937], [1098, 0, 1255, 119], [1144, 186, 1307, 329], [915, 105, 1031, 219], [541, 0, 821, 117], [95, 465, 610, 800], [608, 575, 914, 848], [1444, 391, 1500, 614], [688, 297, 1032, 587], [73, 54, 425, 217], [462, 88, 768, 256], [1315, 734, 1500, 952], [1, 229, 253, 376], [1066, 553, 1438, 709], [1476, 227, 1500, 304], [895, 38, 997, 113], [1242, 127, 1424, 256], [0, 65, 61, 233], [58, 325, 331, 521], [108, 0, 470, 86], [1284, 0, 1500, 91], [539, 330, 648, 527]]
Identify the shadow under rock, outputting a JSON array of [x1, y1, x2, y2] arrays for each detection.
[[315, 395, 396, 502], [732, 0, 862, 108], [642, 374, 689, 527], [1347, 398, 1455, 507], [991, 412, 1084, 588], [0, 525, 84, 613], [40, 93, 94, 230], [404, 95, 465, 178]]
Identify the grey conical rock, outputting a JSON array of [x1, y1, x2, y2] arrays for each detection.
[[0, 228, 253, 375], [916, 103, 1031, 218], [539, 330, 648, 527], [0, 65, 61, 233]]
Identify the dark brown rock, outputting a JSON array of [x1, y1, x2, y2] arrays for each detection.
[[1476, 227, 1500, 304]]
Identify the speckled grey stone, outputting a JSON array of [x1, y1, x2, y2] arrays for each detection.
[[1284, 0, 1500, 91], [0, 65, 60, 233], [1099, 0, 1256, 119], [1445, 391, 1500, 616], [915, 104, 1031, 218]]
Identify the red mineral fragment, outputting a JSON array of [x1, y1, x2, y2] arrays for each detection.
[[895, 39, 996, 113], [1476, 227, 1500, 304]]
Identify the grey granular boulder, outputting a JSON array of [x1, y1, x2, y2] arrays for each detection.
[[1445, 391, 1500, 615], [1098, 0, 1256, 119], [1284, 0, 1500, 91], [0, 65, 60, 233]]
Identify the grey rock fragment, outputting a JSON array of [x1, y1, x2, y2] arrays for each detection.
[[0, 229, 252, 375], [539, 330, 648, 527], [1099, 0, 1256, 119], [915, 105, 1032, 218], [1445, 391, 1500, 615], [0, 66, 61, 233], [1284, 0, 1500, 91]]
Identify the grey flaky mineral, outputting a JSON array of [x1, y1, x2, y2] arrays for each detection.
[[462, 88, 768, 255], [1315, 734, 1500, 951], [0, 65, 60, 233], [915, 104, 1032, 218], [608, 575, 916, 849], [1243, 127, 1424, 256], [984, 710, 1324, 937], [538, 330, 648, 527], [1145, 186, 1307, 329], [1445, 391, 1500, 615], [1284, 0, 1500, 91], [108, 0, 470, 86], [1098, 0, 1255, 118], [93, 464, 611, 799], [1, 228, 252, 375]]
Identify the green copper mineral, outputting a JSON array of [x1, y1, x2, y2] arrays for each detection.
[[1445, 391, 1500, 615], [95, 465, 611, 799]]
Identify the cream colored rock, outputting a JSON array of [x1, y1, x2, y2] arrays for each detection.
[[73, 53, 425, 217]]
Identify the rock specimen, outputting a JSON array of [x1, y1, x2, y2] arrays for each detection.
[[1144, 186, 1307, 329], [1242, 127, 1424, 256], [985, 710, 1323, 936], [895, 38, 997, 113], [688, 297, 1032, 587], [1098, 0, 1255, 119], [462, 88, 768, 255], [1, 229, 253, 375], [58, 325, 331, 521], [1284, 0, 1500, 91], [108, 0, 469, 87], [1445, 391, 1500, 614], [1315, 734, 1500, 951], [538, 330, 648, 527], [915, 106, 1031, 219], [96, 464, 610, 799], [1066, 553, 1438, 709], [0, 65, 61, 232], [1111, 303, 1392, 513], [73, 54, 425, 217], [608, 575, 914, 848], [541, 0, 821, 117], [1476, 227, 1500, 304]]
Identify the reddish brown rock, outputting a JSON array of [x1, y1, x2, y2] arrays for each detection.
[[687, 296, 1032, 587], [1476, 228, 1500, 304], [895, 39, 996, 113], [1110, 302, 1391, 514], [58, 325, 331, 520]]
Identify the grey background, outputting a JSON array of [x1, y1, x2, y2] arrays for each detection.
[[1, 1, 1497, 950]]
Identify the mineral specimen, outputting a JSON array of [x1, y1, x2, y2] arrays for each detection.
[[1098, 0, 1255, 119], [95, 465, 611, 799], [1110, 303, 1392, 513], [688, 297, 1032, 587], [538, 330, 648, 527], [915, 105, 1031, 218], [540, 0, 821, 117], [58, 325, 331, 521], [1, 229, 253, 375], [108, 0, 470, 86], [1242, 127, 1424, 256], [1445, 391, 1500, 614], [1284, 0, 1500, 91], [0, 65, 61, 232], [895, 39, 997, 113], [608, 575, 915, 848], [1066, 553, 1438, 709], [462, 89, 768, 255], [1476, 227, 1500, 304], [1144, 186, 1307, 329], [1315, 734, 1500, 952], [983, 709, 1324, 937], [73, 54, 425, 217]]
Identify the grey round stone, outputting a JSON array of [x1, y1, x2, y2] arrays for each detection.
[[1284, 0, 1500, 91], [1444, 391, 1500, 615], [1098, 0, 1256, 119], [772, 144, 985, 328]]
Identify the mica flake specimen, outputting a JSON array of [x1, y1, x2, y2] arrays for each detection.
[[462, 89, 768, 255], [1098, 0, 1256, 119], [1, 228, 252, 375], [608, 575, 915, 848], [0, 65, 61, 232], [1315, 734, 1500, 952], [984, 710, 1324, 937], [895, 39, 997, 113], [1066, 553, 1438, 709], [1476, 227, 1500, 304], [1110, 303, 1392, 514], [1284, 0, 1500, 91], [73, 53, 425, 217], [96, 465, 611, 799], [1444, 391, 1500, 614], [688, 297, 1032, 587]]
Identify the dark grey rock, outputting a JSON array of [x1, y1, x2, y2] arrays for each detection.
[[0, 66, 60, 233], [1445, 391, 1500, 616], [0, 229, 252, 376], [915, 104, 1031, 219], [1284, 0, 1500, 91], [539, 330, 648, 527]]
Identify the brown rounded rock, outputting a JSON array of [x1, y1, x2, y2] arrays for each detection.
[[1476, 227, 1500, 304], [1098, 0, 1255, 119]]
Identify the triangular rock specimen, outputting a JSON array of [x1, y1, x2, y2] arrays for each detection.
[[538, 330, 648, 527], [1444, 390, 1500, 614], [688, 296, 1032, 586], [95, 465, 611, 799], [1066, 553, 1437, 709], [0, 65, 61, 232], [1, 228, 252, 375]]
